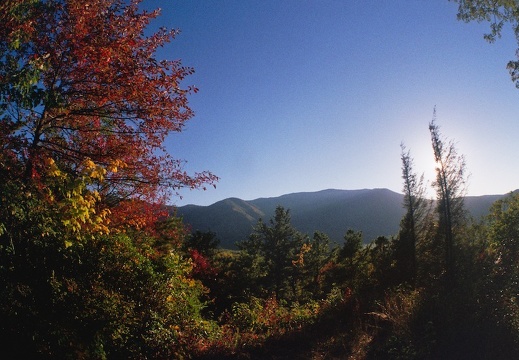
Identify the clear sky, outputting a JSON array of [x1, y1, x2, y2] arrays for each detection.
[[146, 1, 519, 206]]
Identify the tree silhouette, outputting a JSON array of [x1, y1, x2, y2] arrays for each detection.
[[397, 143, 430, 284], [429, 109, 468, 288]]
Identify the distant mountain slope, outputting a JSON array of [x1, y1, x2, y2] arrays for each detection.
[[174, 198, 265, 248], [174, 188, 511, 249], [464, 194, 504, 219], [248, 189, 405, 247]]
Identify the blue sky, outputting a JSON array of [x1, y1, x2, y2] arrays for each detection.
[[147, 1, 519, 206]]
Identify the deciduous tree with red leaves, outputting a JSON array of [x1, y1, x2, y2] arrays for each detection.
[[1, 0, 216, 230], [0, 1, 218, 357]]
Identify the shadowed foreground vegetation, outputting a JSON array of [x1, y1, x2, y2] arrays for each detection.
[[4, 105, 519, 358], [2, 0, 519, 358], [187, 192, 519, 360]]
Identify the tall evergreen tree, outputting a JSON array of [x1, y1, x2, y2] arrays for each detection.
[[238, 206, 306, 300], [300, 231, 333, 298], [397, 143, 430, 284], [429, 110, 468, 287], [340, 229, 363, 262]]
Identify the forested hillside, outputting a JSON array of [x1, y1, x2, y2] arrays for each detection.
[[2, 1, 519, 359], [177, 189, 507, 248]]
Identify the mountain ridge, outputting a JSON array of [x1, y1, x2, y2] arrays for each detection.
[[174, 188, 510, 249]]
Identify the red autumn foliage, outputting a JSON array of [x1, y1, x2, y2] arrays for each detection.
[[0, 0, 217, 227], [189, 249, 218, 278]]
